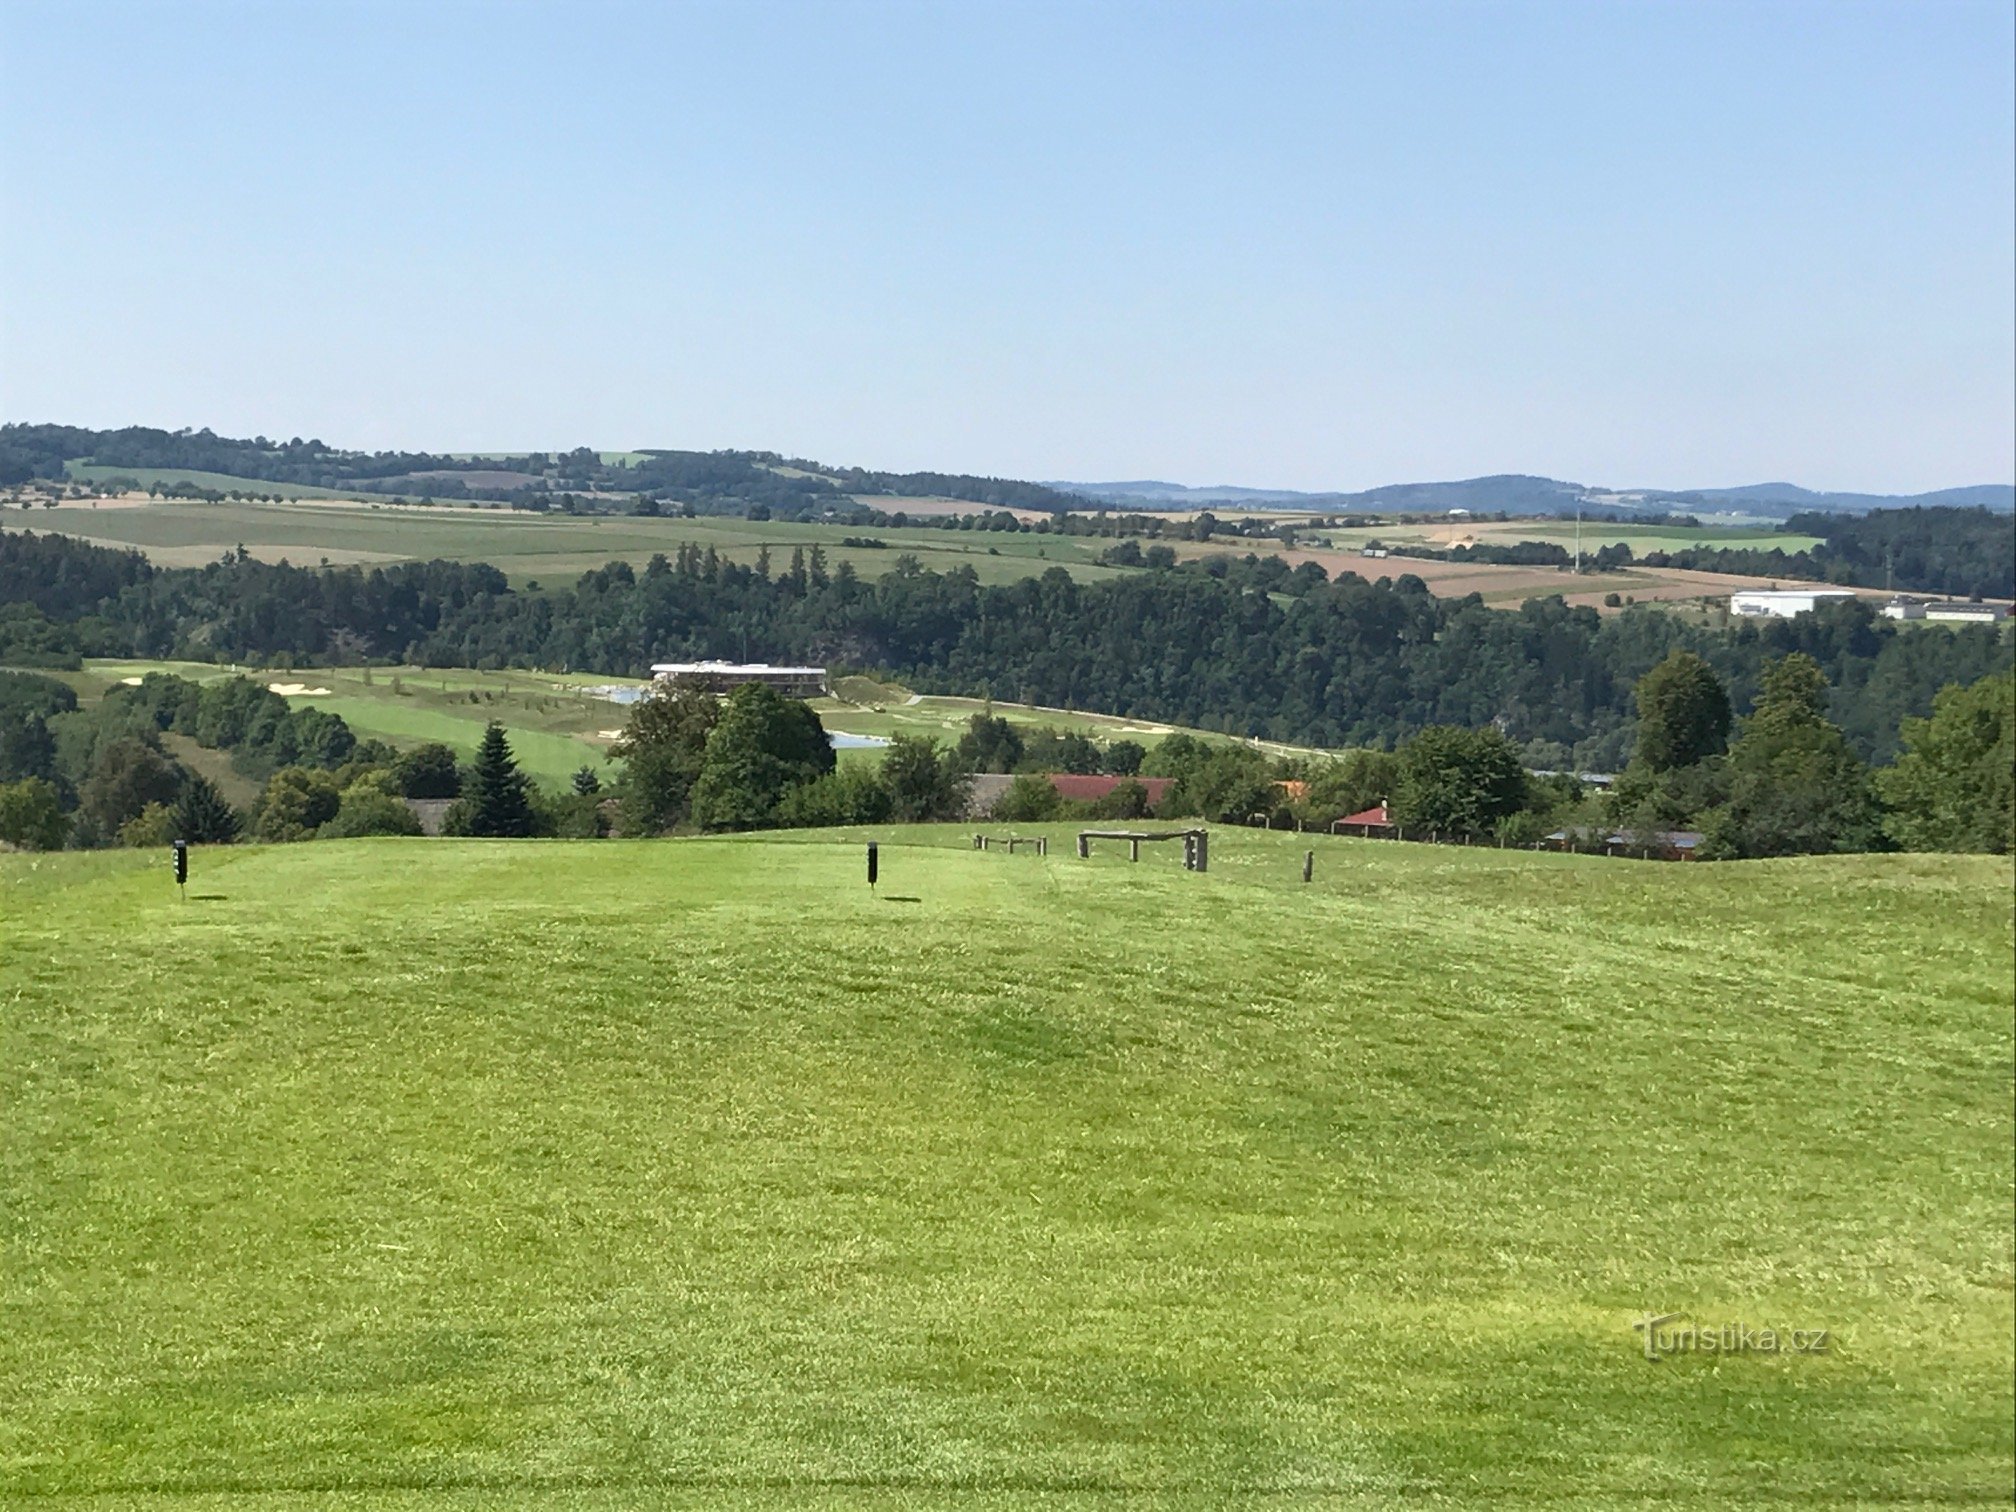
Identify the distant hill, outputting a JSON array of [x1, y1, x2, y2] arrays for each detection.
[[6, 422, 2006, 520], [1057, 475, 2016, 519], [1675, 482, 2016, 512]]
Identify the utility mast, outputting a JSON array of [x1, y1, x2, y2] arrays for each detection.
[[1574, 508, 1582, 575]]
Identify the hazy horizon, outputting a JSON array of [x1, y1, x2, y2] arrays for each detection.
[[4, 0, 2012, 495]]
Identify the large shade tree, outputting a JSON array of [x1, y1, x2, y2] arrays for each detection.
[[611, 681, 721, 835], [1877, 668, 2013, 854], [1703, 653, 1879, 858], [1392, 725, 1528, 837], [689, 684, 834, 831], [1631, 650, 1731, 771]]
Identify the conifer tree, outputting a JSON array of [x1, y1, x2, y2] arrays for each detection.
[[171, 772, 241, 844], [452, 722, 536, 837]]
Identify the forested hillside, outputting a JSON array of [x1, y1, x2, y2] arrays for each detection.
[[0, 424, 1085, 517], [6, 531, 2006, 766], [1636, 506, 2015, 600]]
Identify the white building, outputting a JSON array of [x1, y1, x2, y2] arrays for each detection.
[[1923, 602, 2010, 624], [1729, 589, 1859, 619], [650, 661, 828, 697], [1880, 597, 1926, 620]]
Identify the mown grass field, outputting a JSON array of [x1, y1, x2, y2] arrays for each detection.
[[2, 830, 2010, 1507]]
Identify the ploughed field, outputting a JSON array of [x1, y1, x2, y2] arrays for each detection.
[[2, 829, 2010, 1507]]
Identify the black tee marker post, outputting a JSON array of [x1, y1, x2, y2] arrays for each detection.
[[171, 839, 188, 900], [866, 841, 879, 891]]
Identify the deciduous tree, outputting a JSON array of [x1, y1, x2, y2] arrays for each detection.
[[1877, 668, 2013, 854]]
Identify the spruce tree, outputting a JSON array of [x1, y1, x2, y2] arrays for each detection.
[[171, 772, 241, 844], [458, 722, 536, 837]]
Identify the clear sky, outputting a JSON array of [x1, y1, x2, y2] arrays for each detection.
[[2, 0, 2011, 493]]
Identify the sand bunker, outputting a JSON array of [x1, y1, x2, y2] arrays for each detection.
[[267, 682, 333, 697], [119, 676, 144, 685]]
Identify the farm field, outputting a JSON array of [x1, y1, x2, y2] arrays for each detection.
[[59, 463, 363, 501], [1179, 538, 1879, 610], [1, 831, 2009, 1505], [1, 495, 1130, 586], [3, 492, 1866, 610], [1304, 518, 1829, 556]]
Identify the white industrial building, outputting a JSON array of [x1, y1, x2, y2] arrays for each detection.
[[1881, 598, 2010, 624], [1729, 589, 1859, 619], [1923, 602, 2010, 624], [650, 661, 828, 697]]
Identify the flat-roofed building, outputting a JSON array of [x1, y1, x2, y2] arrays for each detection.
[[1922, 602, 2010, 624], [650, 661, 828, 698], [1729, 588, 1859, 618]]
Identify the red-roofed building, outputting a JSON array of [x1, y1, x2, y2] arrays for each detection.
[[1333, 802, 1396, 837], [1048, 774, 1174, 806]]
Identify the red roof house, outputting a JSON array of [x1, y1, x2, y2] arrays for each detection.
[[1333, 802, 1396, 835]]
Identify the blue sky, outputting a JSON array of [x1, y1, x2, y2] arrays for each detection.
[[3, 0, 2010, 492]]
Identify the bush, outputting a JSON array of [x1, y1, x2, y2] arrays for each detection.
[[775, 765, 894, 828], [535, 789, 608, 839], [320, 785, 424, 838], [394, 742, 462, 798], [1087, 779, 1152, 820], [0, 776, 67, 850], [118, 802, 178, 848], [992, 773, 1064, 822], [255, 767, 342, 841]]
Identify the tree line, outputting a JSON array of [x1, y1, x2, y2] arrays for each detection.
[[4, 530, 2009, 772], [10, 656, 2004, 860], [1634, 506, 2014, 600]]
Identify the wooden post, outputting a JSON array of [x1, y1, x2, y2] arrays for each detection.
[[1194, 831, 1208, 872], [1129, 838, 1140, 862], [1303, 849, 1314, 883], [1077, 833, 1089, 859]]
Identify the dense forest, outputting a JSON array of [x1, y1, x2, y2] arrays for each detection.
[[1636, 506, 2014, 600], [4, 531, 2007, 768]]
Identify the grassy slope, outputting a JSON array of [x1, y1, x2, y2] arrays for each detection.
[[2, 831, 2009, 1507], [50, 662, 1307, 790], [56, 662, 639, 792]]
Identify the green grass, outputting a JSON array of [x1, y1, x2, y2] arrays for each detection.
[[2, 831, 2009, 1507]]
